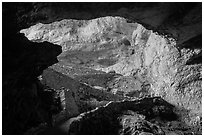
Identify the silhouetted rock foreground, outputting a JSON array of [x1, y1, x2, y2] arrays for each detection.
[[2, 33, 62, 134], [2, 2, 202, 135]]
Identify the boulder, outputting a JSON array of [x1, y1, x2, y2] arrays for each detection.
[[67, 97, 177, 135]]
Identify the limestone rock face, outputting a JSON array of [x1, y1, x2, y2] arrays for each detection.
[[21, 14, 202, 132], [130, 25, 202, 128], [20, 17, 135, 51]]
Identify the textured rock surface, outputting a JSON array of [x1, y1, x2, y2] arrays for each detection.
[[66, 97, 180, 135], [40, 68, 131, 118], [21, 12, 202, 133], [3, 2, 202, 135], [21, 17, 135, 48], [16, 3, 201, 38]]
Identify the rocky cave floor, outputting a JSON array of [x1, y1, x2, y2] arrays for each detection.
[[2, 2, 202, 135]]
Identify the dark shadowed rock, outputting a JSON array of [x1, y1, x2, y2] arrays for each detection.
[[2, 32, 62, 134], [67, 97, 177, 135], [40, 68, 131, 118]]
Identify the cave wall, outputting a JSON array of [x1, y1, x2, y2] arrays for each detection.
[[2, 2, 202, 134], [3, 3, 62, 134], [21, 15, 202, 129]]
